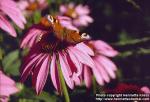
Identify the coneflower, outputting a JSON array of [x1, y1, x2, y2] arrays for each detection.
[[20, 15, 95, 94], [59, 3, 93, 28], [0, 0, 26, 37]]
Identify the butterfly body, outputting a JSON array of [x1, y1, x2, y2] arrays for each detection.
[[40, 15, 91, 44]]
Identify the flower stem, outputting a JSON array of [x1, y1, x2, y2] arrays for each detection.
[[92, 77, 97, 94], [57, 61, 70, 102]]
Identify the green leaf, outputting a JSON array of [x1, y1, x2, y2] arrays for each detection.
[[2, 50, 20, 76], [33, 11, 41, 24], [35, 91, 57, 102], [16, 84, 57, 102]]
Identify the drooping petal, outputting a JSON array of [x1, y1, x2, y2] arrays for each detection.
[[0, 71, 15, 85], [50, 53, 61, 92], [36, 55, 50, 94], [94, 58, 110, 83], [0, 0, 26, 29], [0, 15, 16, 37], [83, 66, 92, 88], [20, 53, 44, 82], [72, 73, 81, 86], [0, 85, 19, 96], [67, 49, 82, 76], [32, 54, 47, 88], [96, 55, 117, 71], [17, 0, 29, 11], [75, 42, 94, 56], [92, 66, 104, 86], [68, 47, 95, 69], [0, 71, 19, 96], [58, 52, 74, 89], [90, 40, 118, 57], [32, 54, 50, 94], [95, 56, 116, 79]]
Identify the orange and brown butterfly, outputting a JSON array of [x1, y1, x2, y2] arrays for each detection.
[[40, 15, 91, 44]]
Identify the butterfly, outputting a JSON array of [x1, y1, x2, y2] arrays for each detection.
[[40, 15, 91, 44]]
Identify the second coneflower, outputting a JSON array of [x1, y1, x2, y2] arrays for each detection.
[[20, 15, 95, 94], [59, 3, 93, 28]]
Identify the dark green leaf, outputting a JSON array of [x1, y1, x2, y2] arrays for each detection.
[[2, 50, 20, 76]]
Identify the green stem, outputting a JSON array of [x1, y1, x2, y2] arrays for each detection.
[[0, 47, 3, 69], [57, 61, 70, 102], [92, 77, 97, 94]]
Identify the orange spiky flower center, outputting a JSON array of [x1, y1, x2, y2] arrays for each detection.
[[26, 2, 39, 11], [64, 7, 78, 18]]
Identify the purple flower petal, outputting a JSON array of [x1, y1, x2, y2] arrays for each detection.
[[83, 66, 92, 88], [95, 56, 116, 79], [59, 52, 74, 89], [50, 53, 61, 92], [68, 47, 95, 69], [0, 15, 16, 37], [90, 40, 118, 57], [67, 49, 82, 76], [75, 42, 94, 56]]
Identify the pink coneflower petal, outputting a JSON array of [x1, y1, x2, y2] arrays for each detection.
[[82, 15, 93, 23], [59, 52, 74, 89], [58, 16, 78, 31], [0, 71, 15, 86], [72, 73, 81, 86], [0, 15, 16, 37], [21, 53, 44, 82], [36, 56, 50, 94], [73, 15, 93, 27], [75, 5, 90, 15], [96, 55, 117, 71], [32, 54, 47, 87], [69, 47, 95, 68], [0, 96, 8, 102], [75, 42, 94, 56], [141, 86, 150, 94], [0, 71, 19, 97], [32, 54, 50, 94], [92, 66, 104, 85], [20, 25, 44, 48], [60, 5, 67, 14], [1, 0, 26, 28], [95, 56, 116, 79], [94, 59, 110, 83], [90, 40, 118, 57], [50, 53, 61, 92], [67, 49, 82, 76], [83, 66, 92, 88], [17, 0, 29, 11], [0, 85, 19, 96]]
